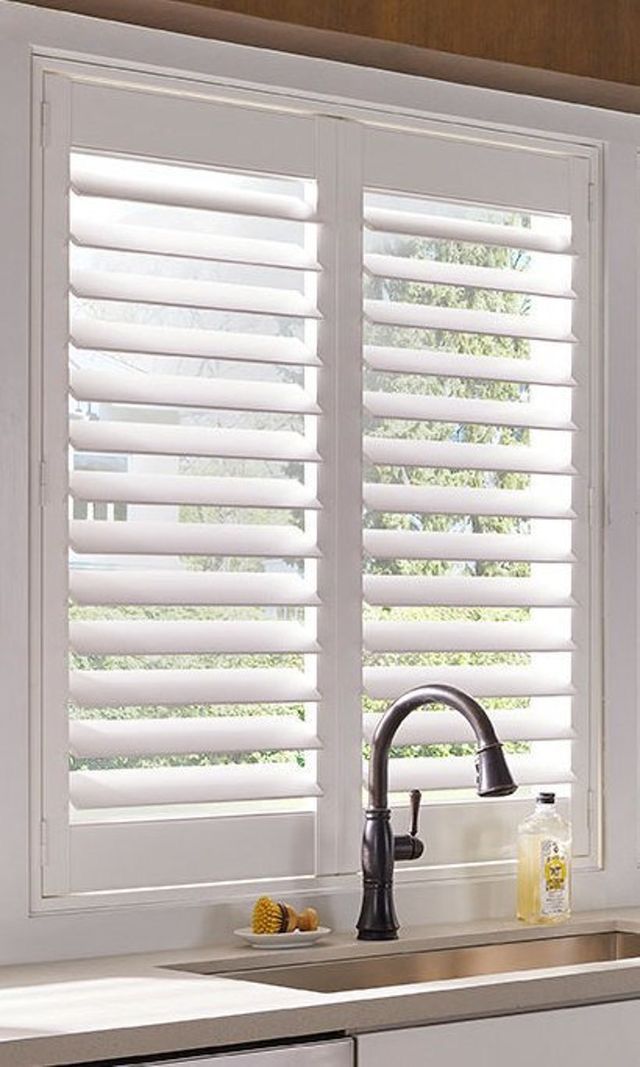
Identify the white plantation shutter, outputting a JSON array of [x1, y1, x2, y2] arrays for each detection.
[[38, 77, 358, 894], [360, 134, 597, 848], [37, 71, 599, 897]]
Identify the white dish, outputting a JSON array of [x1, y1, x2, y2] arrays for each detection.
[[234, 926, 331, 949]]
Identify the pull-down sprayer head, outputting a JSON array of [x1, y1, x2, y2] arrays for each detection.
[[476, 741, 518, 798]]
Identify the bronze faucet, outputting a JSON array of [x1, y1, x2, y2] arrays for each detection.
[[356, 684, 518, 941]]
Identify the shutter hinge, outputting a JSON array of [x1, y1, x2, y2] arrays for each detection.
[[38, 459, 47, 508], [40, 820, 48, 869], [40, 100, 50, 148]]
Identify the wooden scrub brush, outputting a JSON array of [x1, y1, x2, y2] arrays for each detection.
[[251, 895, 319, 934]]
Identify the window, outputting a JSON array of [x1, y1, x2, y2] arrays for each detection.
[[35, 72, 599, 899]]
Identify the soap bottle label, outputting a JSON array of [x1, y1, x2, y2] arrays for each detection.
[[540, 838, 569, 917]]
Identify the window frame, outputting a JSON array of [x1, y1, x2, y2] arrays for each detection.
[[29, 54, 603, 913]]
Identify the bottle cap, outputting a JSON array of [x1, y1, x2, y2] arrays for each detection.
[[536, 792, 556, 804]]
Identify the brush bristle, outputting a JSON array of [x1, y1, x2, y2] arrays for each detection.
[[251, 895, 284, 934]]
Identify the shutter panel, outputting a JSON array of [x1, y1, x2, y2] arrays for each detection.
[[67, 148, 323, 821], [362, 185, 586, 806]]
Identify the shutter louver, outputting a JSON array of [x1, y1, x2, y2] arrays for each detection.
[[67, 151, 323, 815], [362, 188, 582, 801]]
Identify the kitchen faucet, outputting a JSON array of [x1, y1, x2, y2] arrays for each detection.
[[356, 684, 518, 941]]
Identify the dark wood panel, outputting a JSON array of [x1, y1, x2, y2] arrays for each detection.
[[15, 0, 640, 112], [184, 0, 638, 85]]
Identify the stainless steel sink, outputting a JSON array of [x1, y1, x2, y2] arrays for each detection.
[[202, 932, 640, 994]]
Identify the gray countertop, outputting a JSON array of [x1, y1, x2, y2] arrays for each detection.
[[4, 910, 640, 1067]]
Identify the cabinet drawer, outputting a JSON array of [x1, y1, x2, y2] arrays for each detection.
[[130, 1037, 353, 1066], [358, 1002, 640, 1067]]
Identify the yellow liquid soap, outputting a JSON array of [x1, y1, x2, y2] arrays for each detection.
[[517, 792, 571, 924]]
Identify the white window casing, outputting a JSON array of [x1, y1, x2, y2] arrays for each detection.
[[34, 67, 600, 901]]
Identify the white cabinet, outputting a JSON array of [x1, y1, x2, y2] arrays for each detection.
[[358, 1001, 640, 1067], [130, 1039, 353, 1066]]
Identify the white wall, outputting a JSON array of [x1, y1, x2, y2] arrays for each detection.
[[0, 0, 639, 964]]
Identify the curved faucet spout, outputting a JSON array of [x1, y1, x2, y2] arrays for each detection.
[[369, 683, 517, 808], [357, 684, 517, 941]]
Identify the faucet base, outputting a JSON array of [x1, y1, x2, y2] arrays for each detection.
[[357, 929, 398, 942], [356, 809, 401, 941]]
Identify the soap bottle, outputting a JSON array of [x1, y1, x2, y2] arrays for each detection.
[[517, 792, 571, 924]]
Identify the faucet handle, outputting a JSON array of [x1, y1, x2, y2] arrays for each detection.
[[409, 789, 421, 837], [394, 790, 425, 862]]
